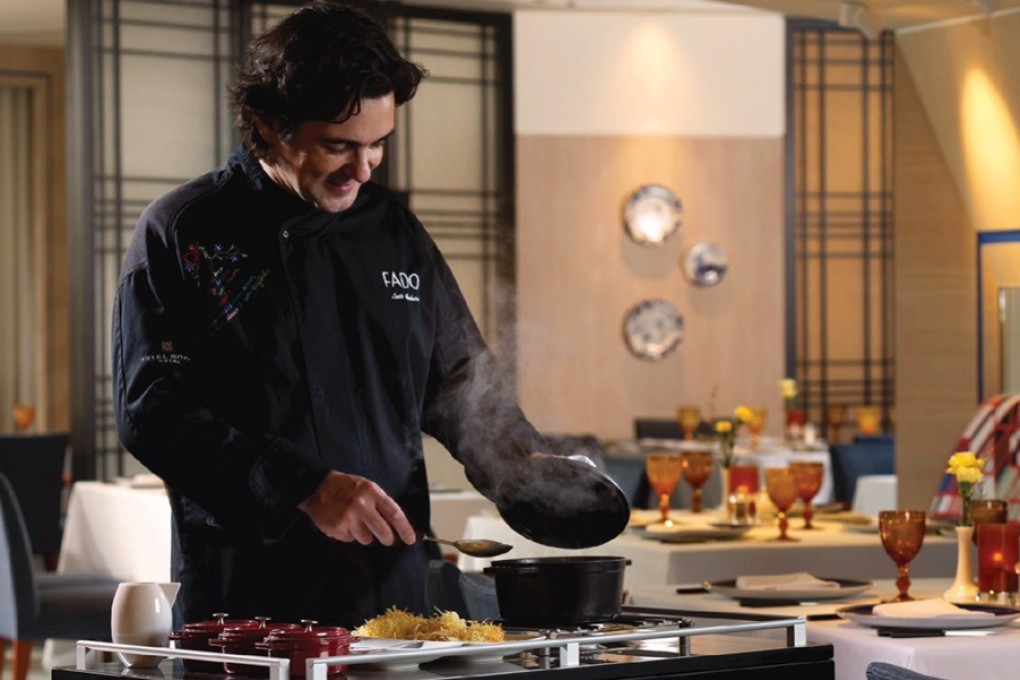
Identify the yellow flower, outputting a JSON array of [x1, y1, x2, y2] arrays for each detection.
[[945, 450, 984, 484], [956, 467, 984, 485], [779, 378, 797, 399], [947, 451, 978, 471], [734, 405, 752, 423], [715, 420, 733, 434]]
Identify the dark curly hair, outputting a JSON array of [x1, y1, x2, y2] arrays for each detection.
[[231, 0, 428, 158]]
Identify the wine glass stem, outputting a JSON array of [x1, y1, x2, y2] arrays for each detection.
[[692, 487, 703, 514], [896, 563, 912, 601], [659, 493, 671, 523], [803, 502, 814, 529]]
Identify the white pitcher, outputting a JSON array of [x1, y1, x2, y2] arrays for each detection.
[[110, 581, 181, 668]]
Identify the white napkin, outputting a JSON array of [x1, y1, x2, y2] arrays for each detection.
[[872, 598, 993, 619], [735, 572, 840, 591]]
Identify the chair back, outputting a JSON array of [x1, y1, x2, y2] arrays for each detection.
[[0, 434, 69, 555], [829, 439, 894, 506], [0, 472, 41, 639], [634, 419, 684, 440]]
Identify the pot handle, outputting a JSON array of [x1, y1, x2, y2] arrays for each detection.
[[483, 566, 542, 575]]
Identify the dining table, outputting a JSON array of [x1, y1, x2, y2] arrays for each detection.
[[627, 577, 1019, 680], [457, 509, 957, 586]]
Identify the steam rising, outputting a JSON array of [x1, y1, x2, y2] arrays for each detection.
[[423, 293, 628, 549]]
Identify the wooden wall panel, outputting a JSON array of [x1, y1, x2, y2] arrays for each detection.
[[893, 52, 977, 512], [515, 135, 785, 440]]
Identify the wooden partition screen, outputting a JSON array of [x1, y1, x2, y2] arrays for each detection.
[[786, 21, 896, 441]]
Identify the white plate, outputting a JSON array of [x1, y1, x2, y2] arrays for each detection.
[[837, 603, 1020, 630], [451, 633, 546, 664], [623, 299, 684, 361], [350, 640, 463, 670], [629, 524, 752, 543], [706, 577, 873, 602]]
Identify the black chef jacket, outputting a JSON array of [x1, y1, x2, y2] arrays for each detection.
[[113, 146, 541, 627]]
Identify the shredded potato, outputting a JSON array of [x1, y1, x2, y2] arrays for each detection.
[[353, 607, 504, 642]]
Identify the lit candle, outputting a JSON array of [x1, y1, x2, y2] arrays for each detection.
[[977, 523, 1020, 593]]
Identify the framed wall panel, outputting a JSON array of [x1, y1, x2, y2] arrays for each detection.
[[786, 21, 895, 440]]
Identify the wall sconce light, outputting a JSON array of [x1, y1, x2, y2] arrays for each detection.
[[838, 1, 884, 40], [623, 184, 683, 246]]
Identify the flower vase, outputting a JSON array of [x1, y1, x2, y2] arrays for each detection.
[[943, 526, 979, 603], [720, 467, 731, 520]]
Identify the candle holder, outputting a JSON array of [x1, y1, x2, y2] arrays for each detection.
[[977, 523, 1020, 602], [724, 465, 760, 525]]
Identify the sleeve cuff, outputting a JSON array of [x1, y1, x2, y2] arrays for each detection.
[[249, 438, 329, 516]]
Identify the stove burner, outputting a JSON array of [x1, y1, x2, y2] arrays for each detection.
[[506, 613, 695, 668], [506, 613, 693, 637]]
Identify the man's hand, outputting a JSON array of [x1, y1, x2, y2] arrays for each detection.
[[297, 471, 417, 546]]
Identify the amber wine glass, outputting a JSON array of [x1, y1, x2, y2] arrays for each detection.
[[789, 462, 824, 529], [12, 404, 35, 433], [857, 406, 881, 436], [826, 404, 847, 444], [677, 406, 701, 441], [746, 407, 767, 450], [969, 499, 1007, 546], [879, 510, 926, 602], [645, 453, 684, 523], [765, 467, 799, 541], [681, 451, 714, 513]]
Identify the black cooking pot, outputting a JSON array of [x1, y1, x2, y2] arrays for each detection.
[[484, 556, 630, 626]]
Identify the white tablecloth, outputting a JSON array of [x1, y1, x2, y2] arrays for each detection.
[[457, 511, 957, 585], [58, 480, 173, 581], [628, 578, 1020, 680]]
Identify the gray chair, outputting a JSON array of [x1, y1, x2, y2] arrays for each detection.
[[866, 662, 947, 680], [0, 434, 70, 570], [0, 473, 119, 680]]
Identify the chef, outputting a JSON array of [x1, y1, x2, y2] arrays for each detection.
[[113, 0, 546, 628]]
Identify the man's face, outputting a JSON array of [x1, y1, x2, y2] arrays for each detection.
[[256, 93, 395, 214]]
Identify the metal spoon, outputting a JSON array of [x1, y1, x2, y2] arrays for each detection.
[[423, 535, 513, 557]]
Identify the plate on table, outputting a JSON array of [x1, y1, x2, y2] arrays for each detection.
[[350, 640, 463, 670], [628, 510, 687, 528], [706, 577, 873, 603], [448, 632, 546, 664], [629, 523, 753, 543], [836, 603, 1020, 630]]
